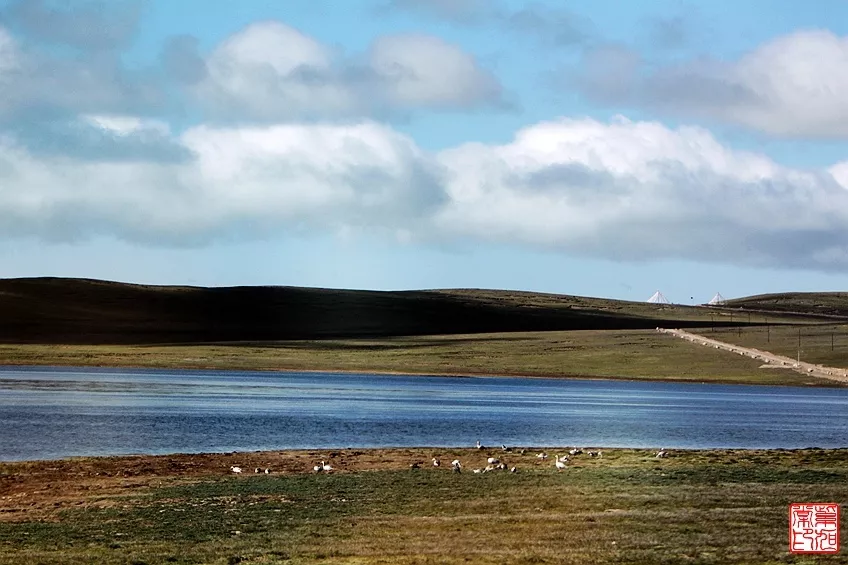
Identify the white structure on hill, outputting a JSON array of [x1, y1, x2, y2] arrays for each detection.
[[708, 292, 726, 305], [647, 290, 670, 304]]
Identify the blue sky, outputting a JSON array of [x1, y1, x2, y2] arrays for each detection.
[[2, 0, 848, 302]]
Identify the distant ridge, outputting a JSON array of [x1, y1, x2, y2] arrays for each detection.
[[0, 278, 828, 345]]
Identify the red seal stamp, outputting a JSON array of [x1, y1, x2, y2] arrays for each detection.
[[790, 503, 839, 554]]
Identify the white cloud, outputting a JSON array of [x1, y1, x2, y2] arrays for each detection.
[[192, 21, 504, 120], [84, 115, 171, 136], [2, 113, 848, 271], [369, 34, 501, 109], [435, 116, 848, 268], [194, 21, 358, 120], [578, 30, 848, 138], [0, 120, 445, 243]]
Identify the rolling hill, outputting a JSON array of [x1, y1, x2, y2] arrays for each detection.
[[0, 277, 781, 345]]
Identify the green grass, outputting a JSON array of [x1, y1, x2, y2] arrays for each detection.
[[2, 449, 847, 564], [693, 324, 848, 369], [0, 329, 828, 386]]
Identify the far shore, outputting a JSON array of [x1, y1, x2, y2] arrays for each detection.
[[1, 326, 846, 388], [2, 359, 847, 389]]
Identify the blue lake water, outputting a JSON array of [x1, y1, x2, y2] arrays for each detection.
[[1, 366, 847, 461]]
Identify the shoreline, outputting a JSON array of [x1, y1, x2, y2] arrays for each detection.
[[3, 446, 847, 522], [4, 444, 848, 466], [1, 360, 842, 388]]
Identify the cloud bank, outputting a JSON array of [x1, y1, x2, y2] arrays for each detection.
[[2, 8, 848, 273], [577, 29, 848, 138], [3, 112, 848, 270]]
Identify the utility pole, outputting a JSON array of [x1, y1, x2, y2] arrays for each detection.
[[797, 328, 801, 364]]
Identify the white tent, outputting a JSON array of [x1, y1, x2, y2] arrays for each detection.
[[708, 292, 726, 305], [647, 290, 670, 304]]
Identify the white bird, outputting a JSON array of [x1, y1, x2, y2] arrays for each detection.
[[557, 455, 569, 463], [502, 444, 512, 452], [569, 448, 583, 456], [510, 466, 517, 473], [555, 459, 567, 470], [322, 461, 333, 471], [264, 468, 271, 474], [476, 440, 484, 449], [254, 467, 260, 474], [472, 469, 482, 474], [230, 466, 242, 474], [656, 449, 668, 458], [536, 452, 548, 459], [487, 457, 500, 465], [588, 450, 602, 458], [452, 459, 462, 472], [313, 464, 323, 472], [432, 457, 440, 467]]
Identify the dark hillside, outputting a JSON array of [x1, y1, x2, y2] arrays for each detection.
[[0, 278, 814, 345], [726, 292, 848, 319]]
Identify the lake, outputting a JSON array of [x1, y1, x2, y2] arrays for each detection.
[[1, 366, 847, 461]]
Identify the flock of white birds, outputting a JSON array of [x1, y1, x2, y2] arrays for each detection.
[[229, 444, 670, 475]]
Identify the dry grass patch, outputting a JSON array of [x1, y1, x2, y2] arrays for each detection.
[[1, 448, 847, 564]]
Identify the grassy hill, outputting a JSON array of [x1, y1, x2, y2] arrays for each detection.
[[726, 291, 848, 318], [0, 277, 780, 345]]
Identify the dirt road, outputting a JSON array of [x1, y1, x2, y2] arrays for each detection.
[[658, 328, 848, 384]]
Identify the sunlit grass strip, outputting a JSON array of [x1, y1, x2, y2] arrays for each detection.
[[0, 329, 827, 386]]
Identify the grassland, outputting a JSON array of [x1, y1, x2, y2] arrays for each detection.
[[1, 277, 844, 386], [2, 447, 846, 564], [0, 328, 831, 386], [727, 291, 848, 318], [692, 323, 848, 370]]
